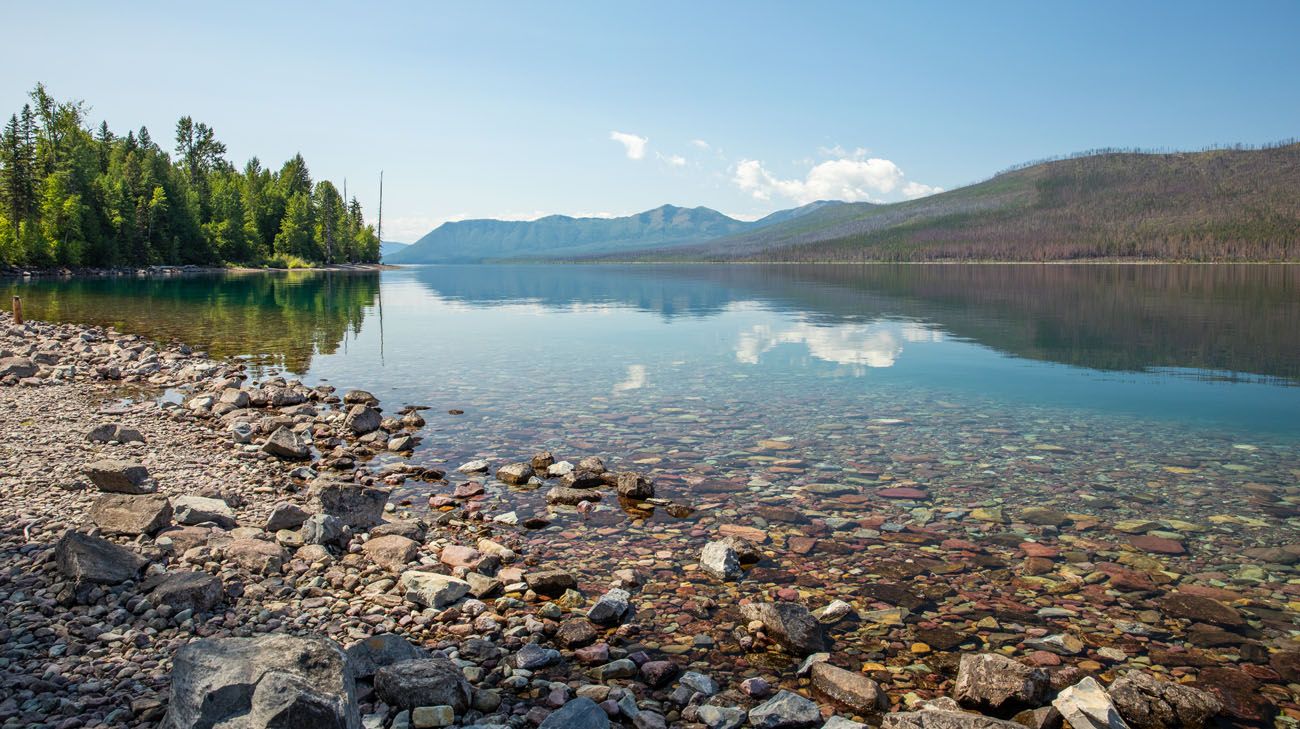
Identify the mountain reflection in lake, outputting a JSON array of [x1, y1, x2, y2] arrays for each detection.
[[9, 262, 1300, 687]]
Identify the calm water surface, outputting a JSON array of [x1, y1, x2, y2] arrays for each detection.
[[11, 263, 1300, 688], [8, 264, 1298, 440]]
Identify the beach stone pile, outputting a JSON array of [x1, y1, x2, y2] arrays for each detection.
[[0, 311, 1272, 728]]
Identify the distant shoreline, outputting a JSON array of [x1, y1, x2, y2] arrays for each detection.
[[1, 262, 397, 279]]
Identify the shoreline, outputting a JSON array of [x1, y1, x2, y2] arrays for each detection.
[[0, 262, 397, 280], [0, 312, 1282, 728]]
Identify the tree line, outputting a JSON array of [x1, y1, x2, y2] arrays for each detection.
[[0, 84, 380, 269]]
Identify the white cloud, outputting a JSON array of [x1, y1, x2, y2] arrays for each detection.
[[659, 153, 686, 167], [690, 139, 710, 150], [733, 146, 942, 205], [610, 131, 649, 160], [735, 157, 912, 204], [902, 181, 944, 199]]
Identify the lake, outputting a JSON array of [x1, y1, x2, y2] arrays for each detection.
[[7, 263, 1300, 681]]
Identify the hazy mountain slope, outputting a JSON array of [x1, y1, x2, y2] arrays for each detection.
[[379, 242, 409, 259], [389, 205, 751, 263], [602, 143, 1300, 262]]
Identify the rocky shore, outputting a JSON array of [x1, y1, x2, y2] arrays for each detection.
[[0, 310, 1291, 728]]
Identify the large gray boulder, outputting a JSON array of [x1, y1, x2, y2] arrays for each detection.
[[953, 653, 1050, 716], [344, 633, 429, 680], [262, 426, 311, 460], [83, 459, 155, 494], [1108, 671, 1221, 728], [400, 571, 470, 608], [302, 513, 349, 547], [373, 656, 471, 712], [741, 602, 825, 656], [310, 479, 388, 529], [163, 633, 360, 729], [88, 493, 172, 535], [55, 531, 147, 585], [748, 690, 822, 728], [173, 495, 237, 529], [343, 405, 382, 435], [539, 697, 609, 729], [882, 710, 1026, 729]]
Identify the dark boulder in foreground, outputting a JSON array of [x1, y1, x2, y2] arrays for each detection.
[[344, 633, 429, 680], [538, 696, 609, 729], [146, 571, 223, 614], [55, 530, 147, 585], [373, 655, 471, 712], [163, 633, 360, 729]]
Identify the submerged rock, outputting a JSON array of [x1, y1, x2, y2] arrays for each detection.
[[882, 710, 1026, 729], [953, 654, 1050, 716], [1108, 672, 1220, 729], [496, 462, 535, 485], [741, 602, 825, 655], [700, 540, 742, 580], [811, 662, 888, 715]]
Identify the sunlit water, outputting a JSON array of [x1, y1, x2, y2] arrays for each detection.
[[10, 263, 1300, 678]]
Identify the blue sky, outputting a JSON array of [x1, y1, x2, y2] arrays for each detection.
[[4, 1, 1298, 241]]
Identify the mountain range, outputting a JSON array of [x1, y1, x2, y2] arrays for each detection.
[[391, 143, 1300, 263], [386, 202, 837, 263]]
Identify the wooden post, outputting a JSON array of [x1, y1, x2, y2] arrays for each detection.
[[11, 296, 21, 325]]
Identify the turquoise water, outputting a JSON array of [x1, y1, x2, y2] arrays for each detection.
[[8, 264, 1299, 443]]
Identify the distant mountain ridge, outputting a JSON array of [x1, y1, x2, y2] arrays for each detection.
[[598, 143, 1300, 262], [379, 241, 409, 259], [387, 202, 835, 263]]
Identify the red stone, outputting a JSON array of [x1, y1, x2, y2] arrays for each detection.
[[877, 487, 929, 499], [1129, 535, 1186, 554], [1019, 542, 1059, 558], [788, 537, 818, 555]]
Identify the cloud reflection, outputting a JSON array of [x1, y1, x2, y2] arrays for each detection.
[[737, 320, 942, 370]]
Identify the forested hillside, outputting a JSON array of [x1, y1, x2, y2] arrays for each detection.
[[598, 143, 1300, 262], [0, 84, 380, 269]]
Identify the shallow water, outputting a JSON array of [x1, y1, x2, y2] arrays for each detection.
[[10, 263, 1300, 691]]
